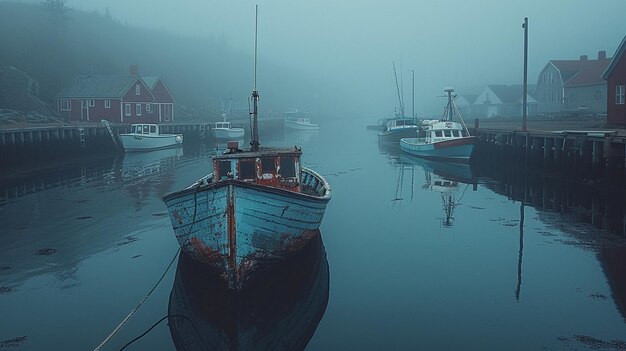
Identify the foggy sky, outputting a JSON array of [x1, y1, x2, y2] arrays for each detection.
[[65, 0, 626, 119]]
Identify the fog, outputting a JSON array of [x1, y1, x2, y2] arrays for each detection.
[[7, 0, 626, 120]]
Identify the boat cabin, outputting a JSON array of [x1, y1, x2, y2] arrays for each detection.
[[385, 118, 417, 131], [420, 121, 469, 143], [214, 121, 232, 129], [130, 124, 160, 135], [212, 142, 302, 192]]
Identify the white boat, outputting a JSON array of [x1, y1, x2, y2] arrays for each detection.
[[213, 114, 245, 139], [285, 116, 319, 130], [400, 88, 475, 163], [118, 124, 183, 152]]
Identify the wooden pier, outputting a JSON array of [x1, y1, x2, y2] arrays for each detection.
[[474, 127, 626, 178], [0, 118, 285, 164]]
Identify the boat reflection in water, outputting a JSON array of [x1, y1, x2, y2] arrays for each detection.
[[120, 147, 183, 181], [168, 231, 329, 351], [399, 154, 476, 227]]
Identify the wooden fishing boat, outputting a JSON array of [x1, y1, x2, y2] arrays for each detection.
[[284, 116, 319, 130], [163, 12, 331, 289], [118, 123, 183, 152], [400, 88, 475, 163]]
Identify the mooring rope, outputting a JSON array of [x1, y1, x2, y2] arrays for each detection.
[[92, 247, 181, 351]]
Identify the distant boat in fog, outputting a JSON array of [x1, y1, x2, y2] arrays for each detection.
[[400, 88, 475, 163], [213, 113, 245, 140]]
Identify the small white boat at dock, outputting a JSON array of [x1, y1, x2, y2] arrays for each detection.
[[118, 123, 183, 152]]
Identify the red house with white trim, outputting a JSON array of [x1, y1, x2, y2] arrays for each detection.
[[55, 66, 175, 123], [602, 35, 626, 126]]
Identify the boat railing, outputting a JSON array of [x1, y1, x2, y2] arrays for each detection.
[[187, 173, 213, 189], [301, 167, 331, 198]]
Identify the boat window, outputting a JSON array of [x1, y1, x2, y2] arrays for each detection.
[[150, 125, 157, 134], [238, 160, 256, 180], [143, 125, 150, 134], [435, 130, 443, 137], [444, 130, 452, 137], [451, 130, 459, 137], [131, 125, 137, 133], [279, 157, 296, 178], [397, 120, 404, 126], [261, 158, 275, 174], [218, 160, 231, 180], [462, 130, 468, 137]]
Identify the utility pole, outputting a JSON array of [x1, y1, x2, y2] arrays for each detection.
[[522, 17, 528, 132], [409, 69, 415, 119]]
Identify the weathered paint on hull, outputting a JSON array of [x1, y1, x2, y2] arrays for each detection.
[[163, 170, 331, 288], [400, 137, 475, 163], [377, 127, 419, 143]]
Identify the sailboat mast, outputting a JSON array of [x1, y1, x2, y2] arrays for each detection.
[[393, 62, 405, 117], [250, 5, 260, 151]]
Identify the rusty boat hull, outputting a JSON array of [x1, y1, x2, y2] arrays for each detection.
[[163, 167, 331, 288]]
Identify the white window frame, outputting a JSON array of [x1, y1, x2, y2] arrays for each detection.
[[135, 84, 141, 95], [617, 85, 625, 105], [60, 100, 71, 111], [105, 100, 111, 109], [88, 100, 95, 107], [136, 103, 142, 116], [125, 103, 131, 116], [146, 103, 151, 113]]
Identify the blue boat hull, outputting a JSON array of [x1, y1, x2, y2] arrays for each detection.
[[163, 169, 331, 288], [400, 136, 475, 163]]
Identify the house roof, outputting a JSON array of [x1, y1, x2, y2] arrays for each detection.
[[142, 76, 160, 89], [457, 94, 478, 105], [602, 35, 626, 79], [487, 84, 537, 103], [550, 57, 611, 87], [56, 75, 139, 98]]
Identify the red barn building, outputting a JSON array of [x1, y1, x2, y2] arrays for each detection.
[[602, 35, 626, 126], [55, 66, 175, 124]]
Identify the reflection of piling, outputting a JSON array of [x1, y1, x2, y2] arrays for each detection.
[[473, 154, 626, 238]]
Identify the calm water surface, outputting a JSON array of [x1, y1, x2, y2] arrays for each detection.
[[1, 119, 626, 350]]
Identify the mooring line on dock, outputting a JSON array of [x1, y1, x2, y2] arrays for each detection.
[[91, 247, 181, 351]]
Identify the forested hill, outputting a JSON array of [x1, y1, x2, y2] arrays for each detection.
[[0, 1, 326, 119]]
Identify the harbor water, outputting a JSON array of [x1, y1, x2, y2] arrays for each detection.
[[1, 119, 626, 350]]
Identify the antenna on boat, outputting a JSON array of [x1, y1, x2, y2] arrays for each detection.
[[443, 87, 471, 135], [250, 4, 260, 152]]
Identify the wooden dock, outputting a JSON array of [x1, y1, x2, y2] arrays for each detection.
[[0, 118, 285, 164]]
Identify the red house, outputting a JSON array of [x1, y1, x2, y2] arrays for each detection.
[[602, 35, 626, 125], [55, 66, 175, 124]]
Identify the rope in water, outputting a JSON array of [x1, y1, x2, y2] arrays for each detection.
[[92, 247, 181, 351]]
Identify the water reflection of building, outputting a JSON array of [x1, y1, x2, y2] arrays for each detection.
[[168, 232, 329, 351]]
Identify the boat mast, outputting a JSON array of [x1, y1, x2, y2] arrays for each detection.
[[444, 87, 454, 122], [250, 5, 260, 151], [393, 61, 405, 117]]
